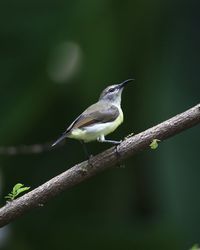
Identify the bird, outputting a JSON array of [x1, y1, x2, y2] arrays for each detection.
[[52, 79, 134, 156]]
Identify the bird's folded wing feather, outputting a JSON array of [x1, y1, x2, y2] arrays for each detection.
[[64, 103, 119, 133]]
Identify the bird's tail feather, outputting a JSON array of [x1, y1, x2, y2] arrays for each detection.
[[52, 134, 66, 147]]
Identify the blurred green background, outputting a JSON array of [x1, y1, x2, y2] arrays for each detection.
[[0, 0, 199, 249]]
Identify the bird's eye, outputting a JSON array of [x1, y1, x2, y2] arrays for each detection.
[[108, 88, 115, 93]]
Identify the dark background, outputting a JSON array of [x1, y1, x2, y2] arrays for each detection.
[[0, 0, 199, 249]]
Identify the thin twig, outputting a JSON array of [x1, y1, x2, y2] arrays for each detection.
[[0, 104, 199, 228], [0, 141, 64, 155]]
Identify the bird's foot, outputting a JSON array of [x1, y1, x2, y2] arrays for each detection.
[[87, 154, 94, 168], [78, 165, 88, 176], [115, 140, 125, 168], [78, 155, 93, 175], [115, 140, 122, 157]]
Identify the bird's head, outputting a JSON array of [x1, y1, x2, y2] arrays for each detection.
[[99, 79, 134, 105]]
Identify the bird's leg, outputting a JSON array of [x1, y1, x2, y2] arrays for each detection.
[[97, 135, 122, 159], [79, 140, 91, 159], [79, 141, 93, 169], [97, 135, 122, 145], [98, 135, 124, 168]]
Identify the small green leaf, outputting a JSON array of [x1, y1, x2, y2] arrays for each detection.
[[15, 187, 30, 196], [149, 139, 161, 150], [124, 132, 134, 140], [4, 194, 13, 199], [190, 244, 199, 250], [12, 183, 24, 194]]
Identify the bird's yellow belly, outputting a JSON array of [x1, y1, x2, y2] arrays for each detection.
[[67, 109, 124, 142]]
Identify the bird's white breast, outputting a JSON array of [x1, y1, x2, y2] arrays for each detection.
[[67, 107, 124, 142]]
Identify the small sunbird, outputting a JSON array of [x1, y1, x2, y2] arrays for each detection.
[[52, 79, 134, 155]]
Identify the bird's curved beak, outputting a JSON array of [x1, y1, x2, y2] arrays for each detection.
[[118, 79, 134, 89]]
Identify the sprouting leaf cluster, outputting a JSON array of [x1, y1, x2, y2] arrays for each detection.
[[149, 139, 161, 150], [5, 183, 30, 201]]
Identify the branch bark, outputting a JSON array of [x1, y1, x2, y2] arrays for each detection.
[[0, 104, 200, 228]]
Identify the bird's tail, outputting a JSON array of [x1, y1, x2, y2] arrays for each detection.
[[52, 134, 66, 147]]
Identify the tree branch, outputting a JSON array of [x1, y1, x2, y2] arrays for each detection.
[[0, 104, 200, 228]]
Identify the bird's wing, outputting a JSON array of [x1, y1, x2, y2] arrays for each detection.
[[65, 102, 119, 133]]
